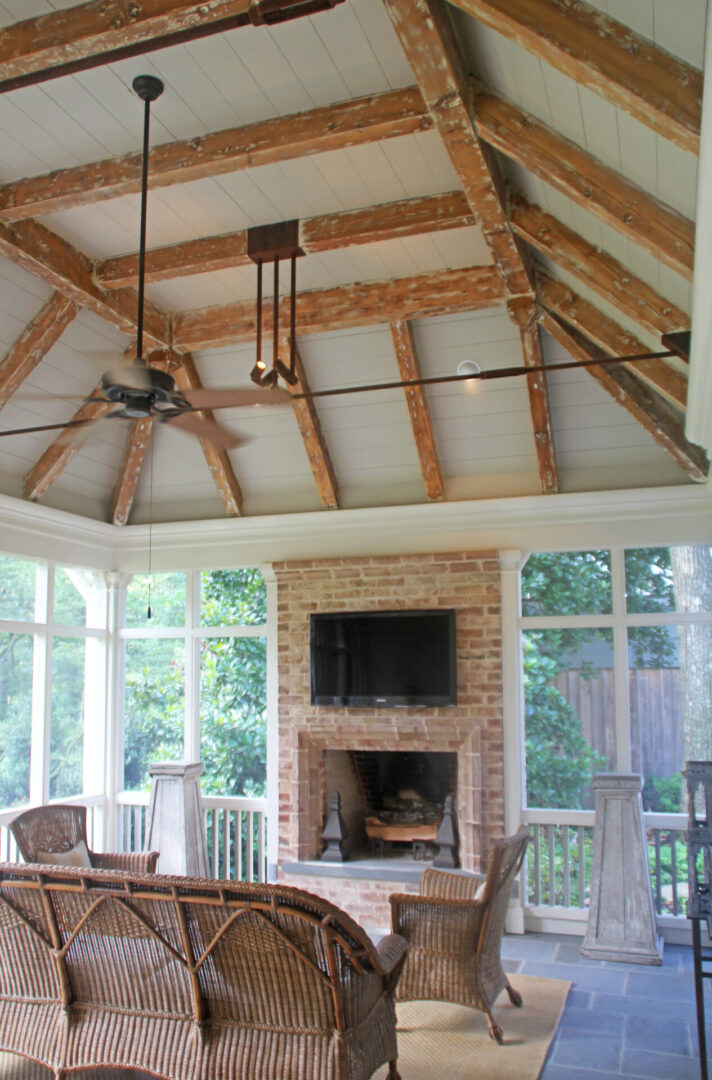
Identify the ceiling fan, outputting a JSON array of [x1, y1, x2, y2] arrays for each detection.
[[0, 75, 294, 452], [0, 74, 689, 447]]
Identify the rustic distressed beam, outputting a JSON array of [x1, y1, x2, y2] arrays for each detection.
[[0, 87, 431, 222], [384, 0, 557, 495], [509, 192, 690, 340], [539, 310, 707, 482], [0, 1, 252, 92], [281, 339, 338, 509], [24, 384, 115, 501], [112, 417, 154, 527], [390, 320, 444, 500], [0, 217, 170, 348], [98, 191, 474, 288], [537, 272, 688, 410], [519, 316, 558, 493], [384, 0, 530, 300], [0, 293, 79, 410], [165, 352, 244, 516], [173, 265, 503, 350], [475, 88, 695, 280], [450, 0, 702, 154]]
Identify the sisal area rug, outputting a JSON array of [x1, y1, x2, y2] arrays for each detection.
[[0, 974, 569, 1079], [395, 973, 571, 1080]]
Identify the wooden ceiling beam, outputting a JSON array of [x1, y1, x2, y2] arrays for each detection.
[[384, 0, 557, 496], [0, 1, 252, 93], [0, 217, 170, 348], [539, 310, 707, 482], [97, 191, 475, 288], [475, 88, 695, 280], [510, 192, 690, 340], [450, 0, 702, 154], [159, 351, 244, 516], [281, 339, 339, 509], [519, 316, 558, 494], [390, 320, 444, 501], [173, 265, 504, 350], [0, 293, 79, 410], [111, 417, 154, 527], [384, 0, 529, 300], [0, 87, 431, 222], [537, 273, 687, 410], [23, 384, 115, 501]]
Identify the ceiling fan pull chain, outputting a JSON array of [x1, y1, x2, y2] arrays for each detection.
[[273, 255, 280, 377], [256, 257, 263, 369], [290, 252, 297, 378]]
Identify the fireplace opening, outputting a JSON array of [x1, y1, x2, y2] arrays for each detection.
[[322, 750, 457, 863]]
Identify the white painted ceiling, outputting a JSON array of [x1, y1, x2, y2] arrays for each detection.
[[0, 0, 704, 524]]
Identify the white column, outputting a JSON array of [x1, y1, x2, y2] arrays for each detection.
[[499, 549, 527, 933], [263, 563, 279, 882], [105, 572, 129, 851]]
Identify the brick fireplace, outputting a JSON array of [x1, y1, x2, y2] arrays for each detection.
[[273, 551, 504, 927]]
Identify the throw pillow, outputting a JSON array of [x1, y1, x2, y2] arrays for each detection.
[[34, 839, 92, 868]]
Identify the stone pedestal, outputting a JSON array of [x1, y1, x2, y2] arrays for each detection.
[[146, 761, 209, 878], [581, 773, 663, 964]]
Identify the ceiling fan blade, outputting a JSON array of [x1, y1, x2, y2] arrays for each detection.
[[164, 412, 248, 450], [182, 387, 293, 410]]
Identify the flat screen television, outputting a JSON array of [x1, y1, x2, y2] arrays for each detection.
[[310, 609, 456, 707]]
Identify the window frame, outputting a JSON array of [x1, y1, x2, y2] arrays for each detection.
[[519, 546, 712, 810]]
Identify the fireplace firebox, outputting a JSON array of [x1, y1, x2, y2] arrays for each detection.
[[322, 750, 457, 862]]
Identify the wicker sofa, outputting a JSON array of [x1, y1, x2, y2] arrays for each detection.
[[0, 862, 407, 1080]]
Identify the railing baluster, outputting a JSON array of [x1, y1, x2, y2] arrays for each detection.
[[247, 811, 255, 883], [562, 824, 570, 908], [532, 824, 541, 906], [258, 811, 266, 883], [223, 809, 231, 881], [547, 825, 556, 906], [654, 829, 663, 914], [236, 811, 244, 882], [670, 831, 679, 917], [576, 827, 584, 908], [212, 809, 219, 878]]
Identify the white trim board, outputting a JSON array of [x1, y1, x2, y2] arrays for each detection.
[[0, 485, 710, 573]]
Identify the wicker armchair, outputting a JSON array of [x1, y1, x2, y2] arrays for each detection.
[[9, 803, 158, 874], [389, 826, 530, 1044]]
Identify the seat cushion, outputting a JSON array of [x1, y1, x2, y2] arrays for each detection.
[[34, 840, 91, 868]]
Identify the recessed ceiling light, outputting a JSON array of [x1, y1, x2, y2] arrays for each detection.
[[457, 360, 481, 376]]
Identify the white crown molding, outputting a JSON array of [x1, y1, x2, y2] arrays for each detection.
[[1, 486, 709, 571]]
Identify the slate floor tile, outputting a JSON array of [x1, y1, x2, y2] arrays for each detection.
[[625, 1014, 692, 1055], [620, 1048, 702, 1079]]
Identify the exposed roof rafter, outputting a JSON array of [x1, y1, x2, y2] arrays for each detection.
[[97, 191, 475, 289], [475, 87, 695, 280], [0, 293, 79, 411], [450, 0, 702, 153], [390, 320, 444, 501], [0, 87, 431, 222], [539, 310, 706, 482], [173, 265, 504, 350]]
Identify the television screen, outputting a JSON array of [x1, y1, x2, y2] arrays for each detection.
[[310, 609, 456, 707]]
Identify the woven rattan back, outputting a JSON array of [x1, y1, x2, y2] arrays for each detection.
[[0, 864, 384, 1034], [477, 827, 530, 955], [9, 804, 89, 862]]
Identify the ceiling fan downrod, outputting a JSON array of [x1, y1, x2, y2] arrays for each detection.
[[132, 74, 164, 366]]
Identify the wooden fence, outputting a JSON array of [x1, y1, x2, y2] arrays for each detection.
[[556, 668, 681, 781]]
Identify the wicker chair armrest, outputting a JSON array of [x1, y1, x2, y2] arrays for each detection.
[[374, 932, 408, 975], [390, 891, 482, 914], [91, 850, 159, 873]]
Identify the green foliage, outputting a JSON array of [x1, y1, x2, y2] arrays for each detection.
[[523, 634, 608, 808], [625, 548, 675, 614], [643, 773, 683, 813], [522, 550, 612, 616], [49, 637, 84, 799], [0, 632, 32, 807], [0, 555, 36, 622], [122, 569, 268, 796]]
